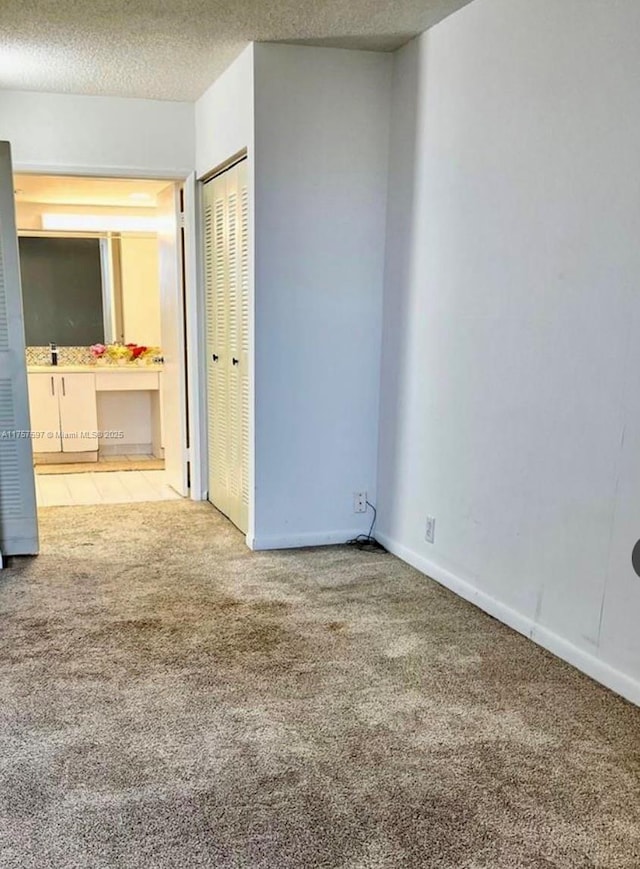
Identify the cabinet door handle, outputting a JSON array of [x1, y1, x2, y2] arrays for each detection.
[[61, 377, 66, 397], [51, 376, 55, 396], [232, 357, 239, 366], [212, 353, 219, 362]]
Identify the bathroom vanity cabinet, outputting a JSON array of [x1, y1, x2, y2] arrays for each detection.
[[27, 366, 163, 461], [28, 372, 98, 453]]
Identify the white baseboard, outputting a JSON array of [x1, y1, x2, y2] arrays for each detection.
[[376, 531, 640, 708], [248, 529, 361, 551]]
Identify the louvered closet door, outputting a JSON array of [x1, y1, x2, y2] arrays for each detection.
[[237, 160, 250, 529], [0, 142, 38, 555], [203, 158, 249, 534], [204, 172, 231, 521], [226, 168, 242, 516]]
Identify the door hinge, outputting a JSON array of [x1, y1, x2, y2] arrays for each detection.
[[179, 212, 185, 229]]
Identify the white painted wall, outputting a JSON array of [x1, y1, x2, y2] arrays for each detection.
[[377, 0, 640, 704], [195, 44, 254, 177], [194, 44, 256, 521], [120, 236, 162, 348], [252, 44, 392, 548], [0, 90, 194, 176], [96, 391, 154, 452]]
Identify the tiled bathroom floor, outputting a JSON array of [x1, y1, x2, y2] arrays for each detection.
[[35, 471, 182, 507], [36, 456, 165, 475]]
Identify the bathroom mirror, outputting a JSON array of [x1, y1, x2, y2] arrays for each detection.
[[18, 234, 115, 346]]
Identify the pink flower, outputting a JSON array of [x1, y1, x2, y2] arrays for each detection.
[[90, 344, 106, 358]]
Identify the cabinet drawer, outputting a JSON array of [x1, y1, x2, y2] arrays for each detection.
[[95, 371, 160, 392]]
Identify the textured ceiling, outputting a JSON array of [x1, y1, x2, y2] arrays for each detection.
[[13, 174, 167, 207], [0, 0, 473, 101]]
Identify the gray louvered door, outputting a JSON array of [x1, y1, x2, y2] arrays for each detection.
[[0, 142, 38, 556], [203, 159, 249, 534]]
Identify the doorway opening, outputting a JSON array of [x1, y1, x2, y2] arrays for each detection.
[[13, 173, 190, 509]]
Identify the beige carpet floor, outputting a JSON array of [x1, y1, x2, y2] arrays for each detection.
[[1, 501, 639, 868]]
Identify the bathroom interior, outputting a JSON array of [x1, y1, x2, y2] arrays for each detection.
[[14, 173, 182, 507]]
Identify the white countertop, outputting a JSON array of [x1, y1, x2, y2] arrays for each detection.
[[28, 364, 164, 373]]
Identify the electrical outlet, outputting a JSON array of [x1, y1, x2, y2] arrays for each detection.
[[353, 491, 368, 514], [425, 516, 436, 544]]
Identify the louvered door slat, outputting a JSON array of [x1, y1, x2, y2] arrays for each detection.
[[238, 161, 250, 521], [205, 173, 231, 518], [226, 168, 242, 505]]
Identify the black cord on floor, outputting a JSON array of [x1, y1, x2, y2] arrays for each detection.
[[346, 500, 387, 553]]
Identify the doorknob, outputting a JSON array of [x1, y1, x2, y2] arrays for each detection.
[[232, 357, 239, 366], [212, 353, 219, 362]]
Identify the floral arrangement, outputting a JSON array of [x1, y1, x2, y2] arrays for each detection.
[[90, 343, 161, 365]]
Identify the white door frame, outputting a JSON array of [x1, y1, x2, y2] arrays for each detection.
[[12, 162, 205, 502], [182, 172, 206, 500], [158, 182, 189, 496]]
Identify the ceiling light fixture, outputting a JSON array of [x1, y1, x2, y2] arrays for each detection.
[[0, 46, 30, 78], [41, 213, 161, 233]]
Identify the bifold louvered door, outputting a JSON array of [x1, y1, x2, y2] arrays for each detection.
[[0, 142, 38, 556], [203, 159, 249, 534]]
